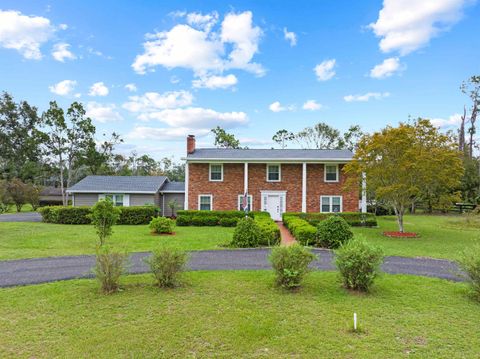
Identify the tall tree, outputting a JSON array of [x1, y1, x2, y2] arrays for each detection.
[[460, 76, 480, 159], [272, 129, 294, 149], [211, 126, 241, 149], [82, 132, 123, 175], [0, 92, 46, 181], [345, 119, 463, 233], [294, 122, 343, 149], [343, 125, 365, 152], [43, 101, 96, 205]]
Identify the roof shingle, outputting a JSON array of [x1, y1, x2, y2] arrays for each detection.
[[67, 176, 167, 193]]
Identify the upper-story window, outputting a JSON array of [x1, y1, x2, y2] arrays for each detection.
[[324, 164, 339, 182], [267, 164, 281, 182], [209, 164, 223, 181]]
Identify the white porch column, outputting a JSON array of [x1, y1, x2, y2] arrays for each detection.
[[184, 162, 189, 210], [244, 162, 248, 193], [301, 162, 307, 212], [361, 172, 367, 213]]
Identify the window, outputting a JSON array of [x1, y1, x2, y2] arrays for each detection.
[[238, 195, 253, 211], [104, 194, 124, 206], [198, 195, 212, 210], [209, 164, 223, 181], [324, 164, 339, 182], [267, 164, 281, 182], [320, 196, 342, 213]]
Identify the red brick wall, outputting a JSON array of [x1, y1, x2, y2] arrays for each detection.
[[187, 162, 359, 212]]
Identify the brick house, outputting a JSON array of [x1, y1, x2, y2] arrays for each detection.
[[184, 135, 365, 221]]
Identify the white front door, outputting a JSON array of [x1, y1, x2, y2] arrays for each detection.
[[266, 195, 282, 220]]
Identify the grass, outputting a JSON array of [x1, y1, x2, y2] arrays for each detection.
[[2, 203, 34, 214], [0, 270, 478, 358], [352, 214, 480, 260], [0, 223, 234, 260]]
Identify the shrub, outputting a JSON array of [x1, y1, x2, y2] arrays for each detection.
[[93, 246, 128, 294], [191, 215, 218, 226], [176, 215, 191, 226], [458, 243, 480, 301], [38, 206, 92, 224], [88, 200, 121, 246], [283, 215, 316, 246], [149, 217, 175, 234], [219, 217, 238, 227], [117, 206, 157, 225], [176, 210, 253, 226], [254, 212, 281, 246], [269, 244, 316, 289], [282, 212, 377, 227], [335, 238, 384, 292], [316, 216, 353, 249], [231, 217, 261, 248], [146, 247, 188, 288]]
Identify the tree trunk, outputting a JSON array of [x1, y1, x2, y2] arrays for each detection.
[[394, 206, 404, 233], [59, 152, 66, 206]]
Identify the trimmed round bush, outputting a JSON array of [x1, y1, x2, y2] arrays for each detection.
[[219, 217, 238, 227], [315, 216, 353, 249], [149, 217, 175, 234], [335, 237, 383, 292], [269, 244, 316, 289], [231, 217, 260, 248]]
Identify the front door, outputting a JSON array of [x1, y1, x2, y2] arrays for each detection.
[[266, 195, 281, 221]]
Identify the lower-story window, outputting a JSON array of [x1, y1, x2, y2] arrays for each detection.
[[320, 195, 342, 213], [199, 195, 213, 210], [103, 194, 125, 206], [238, 194, 253, 211]]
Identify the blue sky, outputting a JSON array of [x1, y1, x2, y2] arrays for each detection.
[[0, 0, 479, 159]]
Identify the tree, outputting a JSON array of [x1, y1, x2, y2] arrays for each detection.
[[167, 199, 179, 217], [43, 101, 96, 205], [82, 132, 123, 175], [460, 76, 480, 159], [294, 122, 344, 149], [272, 129, 294, 149], [0, 92, 46, 181], [343, 125, 364, 152], [0, 180, 12, 213], [159, 157, 185, 181], [89, 199, 121, 246], [25, 183, 41, 211], [6, 178, 28, 212], [345, 119, 463, 232], [211, 126, 241, 149]]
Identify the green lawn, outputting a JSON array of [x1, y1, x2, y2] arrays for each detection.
[[0, 223, 234, 260], [3, 203, 34, 213], [352, 215, 480, 260], [0, 271, 478, 358]]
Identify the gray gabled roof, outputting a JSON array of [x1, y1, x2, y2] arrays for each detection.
[[186, 148, 353, 161], [67, 176, 167, 194], [160, 181, 185, 193]]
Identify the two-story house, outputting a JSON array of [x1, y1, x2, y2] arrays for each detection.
[[184, 135, 363, 220]]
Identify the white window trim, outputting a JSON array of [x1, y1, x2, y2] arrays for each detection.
[[98, 193, 129, 207], [209, 163, 223, 182], [198, 194, 213, 211], [320, 195, 343, 213], [266, 164, 281, 182], [324, 164, 339, 183], [238, 194, 253, 211]]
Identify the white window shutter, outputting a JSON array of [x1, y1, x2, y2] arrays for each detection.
[[123, 194, 130, 207]]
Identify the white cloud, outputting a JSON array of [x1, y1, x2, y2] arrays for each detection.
[[127, 126, 210, 141], [86, 102, 123, 123], [125, 83, 137, 92], [49, 80, 77, 96], [430, 113, 463, 127], [123, 91, 194, 113], [136, 107, 248, 128], [369, 57, 404, 79], [314, 59, 336, 81], [89, 82, 109, 96], [269, 101, 295, 113], [51, 43, 76, 62], [0, 10, 56, 59], [192, 74, 238, 89], [344, 92, 390, 102], [302, 100, 322, 111], [132, 11, 264, 81], [283, 27, 297, 46], [369, 0, 470, 56]]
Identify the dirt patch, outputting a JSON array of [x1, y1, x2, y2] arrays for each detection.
[[383, 231, 419, 238]]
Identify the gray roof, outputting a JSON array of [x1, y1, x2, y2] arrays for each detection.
[[161, 181, 185, 193], [186, 148, 353, 161], [67, 176, 167, 194]]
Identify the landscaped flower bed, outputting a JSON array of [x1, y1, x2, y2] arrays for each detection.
[[383, 231, 418, 238]]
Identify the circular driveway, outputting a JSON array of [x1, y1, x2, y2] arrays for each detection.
[[0, 212, 42, 222]]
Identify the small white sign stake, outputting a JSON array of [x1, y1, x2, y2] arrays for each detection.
[[354, 312, 357, 331]]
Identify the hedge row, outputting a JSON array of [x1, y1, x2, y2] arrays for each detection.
[[254, 212, 281, 246], [176, 210, 253, 227], [282, 212, 377, 227], [38, 206, 158, 225], [282, 215, 316, 246]]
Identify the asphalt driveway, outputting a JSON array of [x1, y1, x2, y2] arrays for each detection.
[[0, 212, 42, 222], [0, 248, 464, 288]]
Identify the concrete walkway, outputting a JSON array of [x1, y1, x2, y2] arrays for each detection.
[[0, 249, 463, 288]]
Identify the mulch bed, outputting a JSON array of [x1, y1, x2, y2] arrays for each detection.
[[150, 232, 176, 236], [383, 231, 419, 238]]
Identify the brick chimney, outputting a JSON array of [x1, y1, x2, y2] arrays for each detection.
[[187, 135, 196, 154]]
